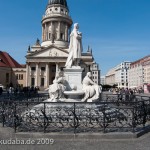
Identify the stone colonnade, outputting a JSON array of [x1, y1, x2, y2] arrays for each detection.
[[26, 62, 61, 88], [42, 21, 69, 42]]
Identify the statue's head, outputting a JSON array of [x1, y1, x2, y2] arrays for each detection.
[[87, 72, 92, 78], [74, 23, 79, 30], [55, 74, 59, 79]]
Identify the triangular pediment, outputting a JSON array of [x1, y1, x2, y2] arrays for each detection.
[[27, 45, 69, 58]]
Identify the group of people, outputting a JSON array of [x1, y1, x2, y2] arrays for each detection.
[[110, 87, 144, 95], [6, 86, 39, 97], [110, 87, 140, 101]]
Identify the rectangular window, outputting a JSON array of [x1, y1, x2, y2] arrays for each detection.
[[21, 74, 23, 80], [31, 78, 35, 86], [16, 74, 23, 80], [51, 65, 56, 72], [16, 74, 18, 80], [41, 78, 44, 86], [60, 33, 64, 40], [31, 67, 36, 71], [6, 73, 9, 83], [41, 67, 45, 71]]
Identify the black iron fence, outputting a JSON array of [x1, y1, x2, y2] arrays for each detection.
[[0, 92, 49, 102], [0, 92, 149, 102], [0, 93, 150, 134]]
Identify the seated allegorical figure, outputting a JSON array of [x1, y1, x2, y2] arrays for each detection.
[[82, 72, 102, 102], [47, 72, 66, 102]]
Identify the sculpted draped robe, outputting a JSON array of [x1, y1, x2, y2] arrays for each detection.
[[65, 27, 83, 68]]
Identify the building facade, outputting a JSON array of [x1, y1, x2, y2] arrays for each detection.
[[26, 0, 100, 89], [105, 61, 131, 88], [91, 62, 101, 85], [100, 76, 106, 85], [0, 51, 26, 88], [128, 55, 150, 93], [12, 67, 26, 88], [105, 68, 115, 86], [115, 61, 131, 88]]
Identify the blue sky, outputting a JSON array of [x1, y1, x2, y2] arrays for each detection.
[[0, 0, 150, 75]]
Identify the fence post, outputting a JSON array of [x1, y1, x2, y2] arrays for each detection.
[[103, 103, 106, 133], [38, 93, 39, 102], [132, 107, 135, 133], [14, 103, 17, 133], [44, 102, 46, 133], [99, 92, 102, 101], [2, 102, 5, 127], [73, 103, 76, 134], [26, 95, 29, 108], [142, 101, 146, 127]]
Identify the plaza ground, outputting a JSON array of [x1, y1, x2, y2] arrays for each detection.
[[1, 125, 150, 150]]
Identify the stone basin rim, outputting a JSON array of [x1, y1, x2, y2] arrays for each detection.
[[64, 91, 84, 96]]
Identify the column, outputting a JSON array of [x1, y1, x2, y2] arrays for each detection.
[[42, 25, 44, 41], [45, 23, 48, 41], [65, 25, 68, 41], [44, 23, 47, 41], [45, 63, 50, 87], [58, 22, 61, 40], [51, 21, 54, 40], [56, 63, 59, 73], [35, 63, 39, 87], [26, 63, 29, 87]]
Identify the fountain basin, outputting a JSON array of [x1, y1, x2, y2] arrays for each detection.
[[64, 91, 84, 99]]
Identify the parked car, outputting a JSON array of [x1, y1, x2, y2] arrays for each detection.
[[0, 84, 4, 95], [0, 84, 4, 89]]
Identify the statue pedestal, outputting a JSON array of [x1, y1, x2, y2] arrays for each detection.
[[64, 66, 84, 91]]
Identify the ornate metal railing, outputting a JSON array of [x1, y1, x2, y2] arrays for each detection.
[[0, 93, 49, 102], [0, 93, 150, 134], [102, 93, 150, 103]]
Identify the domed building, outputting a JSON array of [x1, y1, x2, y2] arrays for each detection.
[[41, 0, 72, 48], [25, 0, 100, 89], [48, 0, 68, 9]]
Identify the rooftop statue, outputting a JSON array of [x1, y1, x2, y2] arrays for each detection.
[[65, 23, 83, 68]]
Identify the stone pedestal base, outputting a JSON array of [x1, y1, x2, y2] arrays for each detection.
[[64, 66, 84, 91]]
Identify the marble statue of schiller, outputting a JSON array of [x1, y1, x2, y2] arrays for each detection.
[[65, 23, 83, 68]]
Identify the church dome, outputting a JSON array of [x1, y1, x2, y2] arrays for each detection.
[[48, 0, 68, 9]]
